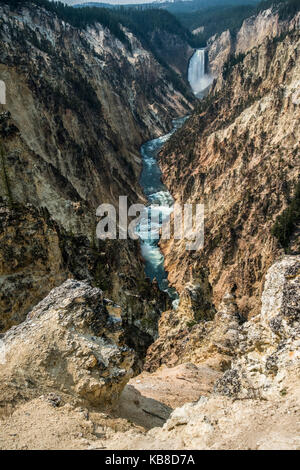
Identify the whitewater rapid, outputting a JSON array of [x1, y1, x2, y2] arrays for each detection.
[[137, 117, 188, 306]]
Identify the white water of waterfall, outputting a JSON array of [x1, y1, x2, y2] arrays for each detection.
[[188, 49, 213, 96]]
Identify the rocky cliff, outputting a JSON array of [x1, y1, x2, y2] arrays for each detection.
[[159, 25, 300, 322], [147, 28, 194, 78], [0, 3, 192, 227], [0, 280, 135, 410], [105, 256, 300, 450], [1, 256, 298, 450], [207, 6, 300, 76], [0, 2, 193, 347]]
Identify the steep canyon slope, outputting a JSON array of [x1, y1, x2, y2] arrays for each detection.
[[0, 255, 298, 450], [207, 5, 300, 76], [159, 23, 300, 328], [0, 1, 299, 451], [0, 2, 193, 346]]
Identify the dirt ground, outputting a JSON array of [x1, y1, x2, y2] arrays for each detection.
[[0, 362, 299, 450]]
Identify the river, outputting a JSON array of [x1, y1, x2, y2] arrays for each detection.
[[137, 48, 212, 304], [136, 117, 188, 307]]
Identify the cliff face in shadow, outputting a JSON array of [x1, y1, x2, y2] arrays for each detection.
[[0, 2, 194, 361], [0, 3, 193, 231]]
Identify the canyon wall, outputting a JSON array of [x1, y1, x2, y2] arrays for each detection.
[[0, 2, 193, 359], [147, 29, 194, 78], [159, 26, 300, 321], [0, 3, 193, 229], [207, 6, 300, 76]]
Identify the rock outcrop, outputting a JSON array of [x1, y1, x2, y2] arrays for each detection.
[[0, 203, 68, 332], [145, 254, 299, 379], [0, 279, 135, 410], [235, 7, 300, 55], [145, 285, 243, 373], [214, 255, 300, 400], [104, 256, 300, 450], [207, 29, 233, 77]]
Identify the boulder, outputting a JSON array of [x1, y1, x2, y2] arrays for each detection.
[[0, 280, 135, 409]]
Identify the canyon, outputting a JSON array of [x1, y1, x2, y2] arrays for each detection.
[[159, 12, 300, 322], [0, 1, 194, 362], [0, 0, 299, 450]]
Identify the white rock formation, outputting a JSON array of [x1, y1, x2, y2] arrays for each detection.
[[0, 280, 135, 408]]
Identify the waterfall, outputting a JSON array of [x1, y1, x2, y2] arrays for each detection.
[[188, 49, 213, 96]]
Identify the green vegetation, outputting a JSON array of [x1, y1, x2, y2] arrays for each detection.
[[258, 0, 300, 20], [7, 0, 299, 52], [271, 181, 300, 250], [116, 8, 195, 43], [186, 319, 198, 329], [6, 1, 201, 48], [7, 0, 130, 45], [64, 71, 102, 113], [108, 8, 199, 97], [93, 258, 111, 291], [174, 0, 300, 46], [0, 143, 13, 206], [177, 4, 257, 45], [222, 52, 246, 80]]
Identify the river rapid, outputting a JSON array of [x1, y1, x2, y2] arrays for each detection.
[[137, 116, 188, 307]]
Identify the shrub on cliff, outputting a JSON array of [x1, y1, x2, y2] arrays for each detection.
[[271, 181, 300, 250], [258, 0, 300, 20], [5, 0, 130, 47]]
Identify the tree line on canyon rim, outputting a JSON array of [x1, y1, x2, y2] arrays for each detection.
[[6, 0, 300, 50], [6, 0, 200, 47], [176, 0, 300, 45], [7, 0, 300, 52], [5, 0, 201, 98]]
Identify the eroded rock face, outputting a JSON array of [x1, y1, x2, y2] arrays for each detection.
[[145, 290, 242, 373], [0, 3, 192, 232], [0, 280, 135, 409], [261, 256, 300, 338], [207, 29, 233, 77], [145, 256, 300, 386], [104, 256, 299, 450], [213, 256, 300, 400], [207, 7, 300, 76], [0, 203, 68, 332], [147, 29, 194, 78], [0, 1, 192, 336], [235, 8, 300, 55], [160, 27, 300, 319]]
